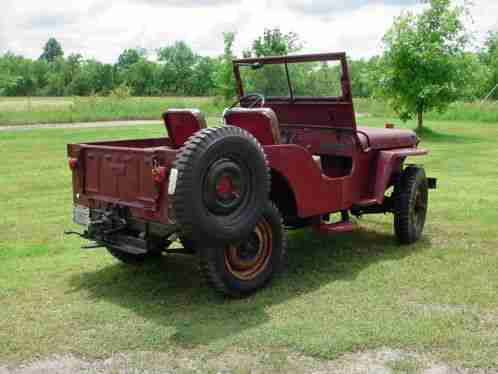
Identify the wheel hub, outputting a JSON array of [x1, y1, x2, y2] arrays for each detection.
[[224, 218, 273, 281], [203, 158, 247, 215]]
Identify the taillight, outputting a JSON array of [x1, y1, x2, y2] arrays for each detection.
[[152, 166, 167, 184], [68, 158, 79, 171]]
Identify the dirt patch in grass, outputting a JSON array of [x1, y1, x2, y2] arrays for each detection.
[[2, 348, 496, 374]]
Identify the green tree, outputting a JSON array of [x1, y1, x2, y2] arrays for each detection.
[[480, 32, 498, 100], [189, 56, 217, 96], [349, 58, 378, 98], [241, 28, 303, 98], [377, 0, 470, 130], [245, 28, 301, 57], [44, 57, 68, 96], [116, 48, 145, 71], [0, 53, 38, 96], [214, 32, 237, 101], [39, 38, 64, 62], [157, 41, 197, 94], [125, 59, 158, 96]]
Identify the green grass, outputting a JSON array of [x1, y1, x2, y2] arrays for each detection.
[[1, 119, 498, 369], [0, 96, 221, 126], [2, 96, 498, 127], [355, 98, 498, 123]]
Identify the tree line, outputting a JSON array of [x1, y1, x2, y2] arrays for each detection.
[[0, 27, 494, 101], [0, 0, 497, 129]]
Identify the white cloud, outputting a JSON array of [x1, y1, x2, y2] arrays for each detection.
[[284, 0, 418, 15], [0, 0, 496, 63]]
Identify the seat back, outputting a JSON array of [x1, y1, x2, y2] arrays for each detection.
[[223, 108, 281, 145], [163, 109, 207, 149]]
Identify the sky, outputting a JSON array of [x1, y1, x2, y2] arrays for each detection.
[[0, 0, 497, 63]]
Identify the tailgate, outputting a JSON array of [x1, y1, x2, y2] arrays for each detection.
[[71, 145, 170, 212]]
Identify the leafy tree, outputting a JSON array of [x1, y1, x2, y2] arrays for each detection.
[[0, 53, 38, 96], [189, 56, 217, 96], [239, 28, 303, 99], [480, 32, 498, 100], [377, 0, 470, 130], [245, 28, 302, 57], [125, 59, 158, 96], [214, 32, 237, 101], [116, 48, 146, 71], [44, 57, 68, 96], [349, 58, 378, 98], [157, 41, 197, 94], [39, 38, 64, 62]]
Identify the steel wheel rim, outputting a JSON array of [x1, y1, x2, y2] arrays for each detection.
[[203, 158, 248, 216], [224, 218, 273, 280]]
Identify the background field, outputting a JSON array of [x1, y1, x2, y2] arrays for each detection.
[[1, 116, 497, 370], [0, 96, 222, 126], [2, 96, 498, 127]]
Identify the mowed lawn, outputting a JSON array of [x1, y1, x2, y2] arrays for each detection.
[[0, 118, 497, 369]]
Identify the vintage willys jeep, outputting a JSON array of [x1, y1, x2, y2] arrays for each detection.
[[67, 52, 436, 297]]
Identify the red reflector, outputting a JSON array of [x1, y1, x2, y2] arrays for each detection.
[[152, 167, 167, 184], [68, 158, 79, 170]]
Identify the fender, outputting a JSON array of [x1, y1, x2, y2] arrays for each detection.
[[373, 148, 428, 205], [264, 144, 348, 217]]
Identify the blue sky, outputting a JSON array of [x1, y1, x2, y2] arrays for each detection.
[[0, 0, 496, 62]]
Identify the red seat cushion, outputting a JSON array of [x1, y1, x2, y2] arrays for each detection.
[[223, 108, 281, 145], [163, 109, 207, 149]]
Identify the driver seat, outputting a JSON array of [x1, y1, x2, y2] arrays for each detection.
[[223, 108, 281, 145]]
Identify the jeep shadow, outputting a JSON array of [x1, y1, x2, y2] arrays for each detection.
[[69, 223, 429, 348]]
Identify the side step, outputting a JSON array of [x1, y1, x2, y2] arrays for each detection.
[[313, 220, 356, 234]]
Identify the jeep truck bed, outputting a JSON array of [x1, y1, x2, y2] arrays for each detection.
[[67, 138, 178, 226]]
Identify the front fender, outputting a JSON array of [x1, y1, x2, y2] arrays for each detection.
[[373, 148, 428, 204]]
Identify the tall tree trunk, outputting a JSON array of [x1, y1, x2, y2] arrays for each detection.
[[417, 110, 423, 131]]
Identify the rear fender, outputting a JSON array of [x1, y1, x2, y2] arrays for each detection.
[[373, 148, 428, 204], [264, 144, 346, 217]]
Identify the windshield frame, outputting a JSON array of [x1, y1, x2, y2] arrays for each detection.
[[233, 52, 352, 103]]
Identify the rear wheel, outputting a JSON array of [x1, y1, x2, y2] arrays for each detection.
[[199, 203, 286, 297], [394, 167, 429, 244]]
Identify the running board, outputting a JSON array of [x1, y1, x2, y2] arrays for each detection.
[[313, 221, 356, 234]]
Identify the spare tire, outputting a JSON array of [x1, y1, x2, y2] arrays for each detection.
[[170, 126, 270, 246]]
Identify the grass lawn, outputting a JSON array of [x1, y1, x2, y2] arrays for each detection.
[[0, 97, 220, 126], [1, 118, 497, 370], [2, 97, 498, 126]]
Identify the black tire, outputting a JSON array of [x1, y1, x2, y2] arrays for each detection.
[[394, 166, 429, 244], [172, 126, 270, 246], [199, 202, 287, 298], [106, 247, 161, 265]]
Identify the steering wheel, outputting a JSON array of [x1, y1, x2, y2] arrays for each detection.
[[230, 93, 266, 109]]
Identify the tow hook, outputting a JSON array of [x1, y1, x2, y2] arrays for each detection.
[[64, 230, 106, 250], [64, 230, 88, 239]]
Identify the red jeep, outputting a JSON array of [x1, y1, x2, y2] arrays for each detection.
[[67, 53, 436, 297]]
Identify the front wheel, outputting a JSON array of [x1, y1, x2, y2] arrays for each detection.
[[199, 203, 286, 298], [394, 166, 429, 244]]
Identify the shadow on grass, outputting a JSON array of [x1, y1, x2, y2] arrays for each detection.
[[69, 227, 428, 348], [415, 126, 479, 143]]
